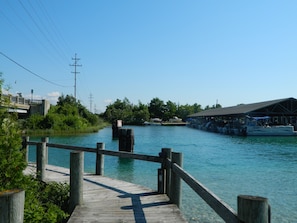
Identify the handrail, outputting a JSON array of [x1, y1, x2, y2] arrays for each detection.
[[28, 141, 163, 163], [171, 162, 238, 223], [24, 137, 270, 223]]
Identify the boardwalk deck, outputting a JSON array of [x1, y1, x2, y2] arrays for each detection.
[[24, 164, 188, 223]]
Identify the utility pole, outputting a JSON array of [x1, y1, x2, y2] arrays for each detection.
[[89, 93, 93, 113], [70, 53, 82, 101]]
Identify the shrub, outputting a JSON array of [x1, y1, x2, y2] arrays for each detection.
[[23, 177, 70, 223], [0, 114, 26, 190]]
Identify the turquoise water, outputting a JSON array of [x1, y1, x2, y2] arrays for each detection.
[[28, 126, 297, 223]]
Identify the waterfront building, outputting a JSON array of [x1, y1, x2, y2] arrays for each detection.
[[188, 97, 297, 136]]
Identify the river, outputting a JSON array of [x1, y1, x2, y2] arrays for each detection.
[[28, 126, 297, 223]]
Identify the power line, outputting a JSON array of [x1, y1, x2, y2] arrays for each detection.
[[70, 54, 82, 100], [3, 1, 69, 69], [36, 0, 73, 57], [0, 51, 69, 88], [18, 0, 67, 64]]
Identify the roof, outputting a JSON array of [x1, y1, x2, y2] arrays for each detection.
[[188, 98, 297, 117]]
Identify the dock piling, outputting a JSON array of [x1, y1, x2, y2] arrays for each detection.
[[0, 189, 25, 223], [22, 136, 29, 163], [112, 120, 122, 139], [118, 128, 134, 152], [238, 195, 270, 223], [36, 142, 46, 181], [69, 151, 84, 213], [96, 143, 104, 175], [171, 152, 183, 207], [161, 148, 172, 196], [41, 137, 49, 164]]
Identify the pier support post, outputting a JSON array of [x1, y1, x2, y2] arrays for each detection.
[[22, 136, 29, 163], [161, 148, 172, 196], [96, 143, 104, 175], [118, 128, 134, 152], [41, 137, 49, 164], [69, 151, 84, 213], [36, 142, 46, 181], [237, 195, 270, 223], [0, 189, 25, 223], [171, 152, 183, 208], [112, 120, 122, 139], [157, 168, 166, 194]]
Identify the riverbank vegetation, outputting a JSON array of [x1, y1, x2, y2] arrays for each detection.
[[102, 97, 221, 125], [0, 76, 70, 222], [24, 95, 107, 135]]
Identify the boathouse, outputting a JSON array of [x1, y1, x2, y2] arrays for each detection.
[[187, 97, 297, 136]]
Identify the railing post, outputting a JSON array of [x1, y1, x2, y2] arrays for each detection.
[[161, 148, 172, 196], [237, 195, 270, 223], [69, 151, 84, 213], [22, 136, 29, 163], [96, 143, 104, 175], [157, 168, 166, 194], [171, 152, 183, 208], [36, 142, 46, 181], [41, 137, 49, 164], [0, 189, 25, 223]]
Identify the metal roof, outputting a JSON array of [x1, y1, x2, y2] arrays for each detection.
[[188, 98, 297, 117]]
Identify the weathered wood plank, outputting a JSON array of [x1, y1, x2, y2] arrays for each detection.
[[24, 164, 188, 223]]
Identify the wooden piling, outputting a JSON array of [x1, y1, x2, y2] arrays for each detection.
[[118, 128, 134, 152], [41, 137, 49, 164], [69, 151, 84, 213], [158, 168, 166, 194], [171, 152, 183, 208], [112, 120, 122, 139], [0, 189, 25, 223], [96, 143, 104, 175], [36, 142, 46, 181], [22, 136, 29, 163], [161, 148, 172, 196], [237, 195, 270, 223]]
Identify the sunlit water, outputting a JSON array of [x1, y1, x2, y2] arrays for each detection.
[[28, 126, 297, 222]]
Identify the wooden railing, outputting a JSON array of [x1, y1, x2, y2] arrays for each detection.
[[23, 137, 271, 223]]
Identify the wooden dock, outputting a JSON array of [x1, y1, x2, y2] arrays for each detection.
[[24, 163, 187, 223]]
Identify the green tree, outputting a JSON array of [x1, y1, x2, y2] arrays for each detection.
[[204, 103, 222, 110], [148, 97, 166, 119], [176, 103, 203, 120], [25, 94, 101, 133], [163, 100, 177, 121], [104, 98, 134, 123], [132, 101, 150, 124]]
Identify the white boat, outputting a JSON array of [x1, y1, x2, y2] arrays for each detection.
[[244, 116, 297, 136], [144, 118, 162, 126]]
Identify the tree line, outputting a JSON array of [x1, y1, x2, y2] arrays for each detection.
[[102, 97, 222, 125], [25, 95, 106, 135]]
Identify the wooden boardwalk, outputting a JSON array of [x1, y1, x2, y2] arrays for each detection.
[[24, 164, 188, 223]]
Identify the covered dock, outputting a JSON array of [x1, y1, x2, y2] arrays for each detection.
[[187, 97, 297, 136]]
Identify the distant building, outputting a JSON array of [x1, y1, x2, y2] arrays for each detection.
[[1, 94, 50, 118], [188, 97, 297, 136]]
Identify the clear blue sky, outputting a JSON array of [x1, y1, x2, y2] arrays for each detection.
[[1, 0, 297, 113]]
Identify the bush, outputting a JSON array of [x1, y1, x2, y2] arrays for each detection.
[[23, 177, 70, 223], [24, 94, 104, 134], [0, 114, 26, 190]]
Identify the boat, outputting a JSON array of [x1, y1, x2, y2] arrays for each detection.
[[144, 117, 186, 126], [144, 118, 162, 126], [243, 116, 297, 136]]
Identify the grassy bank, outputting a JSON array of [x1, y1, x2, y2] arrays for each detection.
[[23, 122, 109, 136]]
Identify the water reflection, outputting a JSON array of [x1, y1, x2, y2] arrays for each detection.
[[117, 157, 134, 182]]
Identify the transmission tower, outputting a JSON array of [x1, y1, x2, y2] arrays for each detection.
[[89, 93, 93, 113], [70, 53, 82, 100]]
